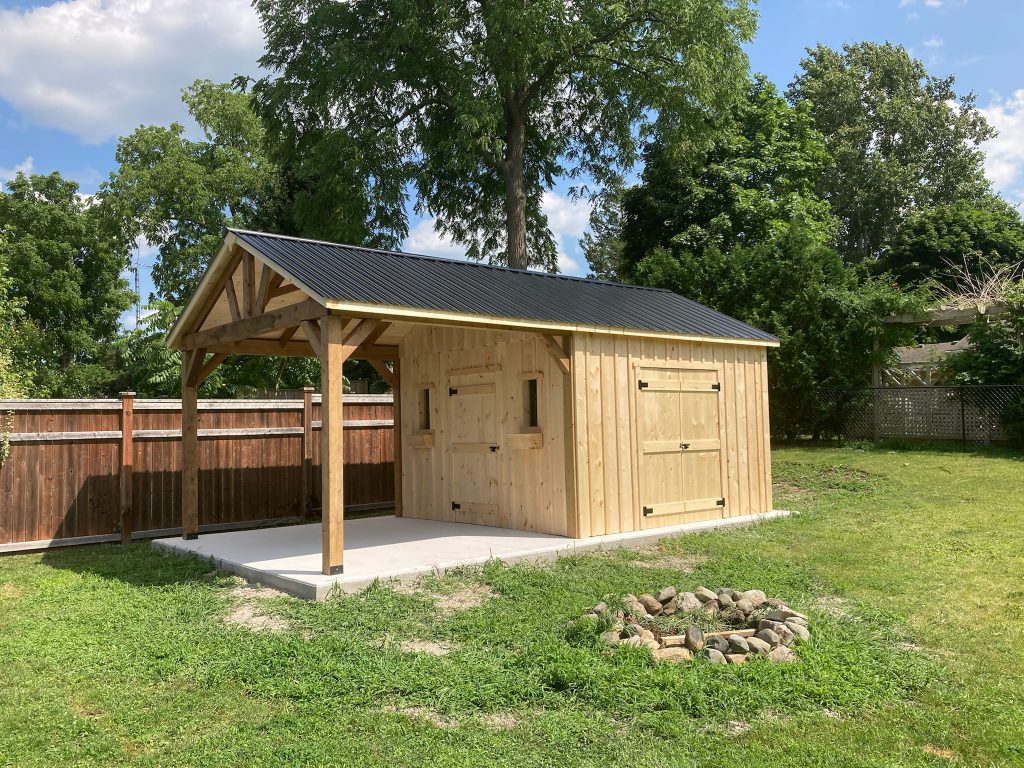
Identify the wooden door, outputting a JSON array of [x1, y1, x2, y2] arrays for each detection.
[[446, 371, 501, 526], [635, 366, 727, 526]]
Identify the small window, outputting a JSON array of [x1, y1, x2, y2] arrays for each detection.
[[522, 377, 539, 429], [417, 388, 431, 431]]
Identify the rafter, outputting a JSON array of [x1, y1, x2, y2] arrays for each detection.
[[181, 298, 325, 350]]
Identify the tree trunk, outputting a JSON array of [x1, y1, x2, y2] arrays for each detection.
[[504, 108, 528, 270]]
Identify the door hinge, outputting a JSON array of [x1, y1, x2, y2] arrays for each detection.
[[642, 506, 654, 517], [638, 380, 649, 390], [489, 445, 499, 452], [711, 383, 721, 391], [717, 498, 726, 507], [448, 387, 458, 396], [451, 501, 461, 511]]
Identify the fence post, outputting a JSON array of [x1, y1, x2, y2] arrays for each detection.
[[960, 386, 967, 451], [302, 386, 314, 519], [119, 392, 135, 544]]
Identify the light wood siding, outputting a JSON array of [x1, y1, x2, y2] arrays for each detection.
[[399, 326, 571, 536], [571, 333, 772, 537]]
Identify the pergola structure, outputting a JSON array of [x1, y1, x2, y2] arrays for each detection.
[[168, 228, 778, 580]]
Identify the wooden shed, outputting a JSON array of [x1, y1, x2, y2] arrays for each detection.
[[168, 229, 779, 576]]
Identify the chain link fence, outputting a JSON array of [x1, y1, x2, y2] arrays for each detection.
[[812, 385, 1024, 445]]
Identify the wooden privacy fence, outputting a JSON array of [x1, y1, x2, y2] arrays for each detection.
[[0, 393, 395, 550]]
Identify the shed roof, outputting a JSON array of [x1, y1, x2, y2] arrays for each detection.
[[223, 229, 776, 344]]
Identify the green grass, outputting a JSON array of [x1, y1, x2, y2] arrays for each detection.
[[1, 445, 1022, 767]]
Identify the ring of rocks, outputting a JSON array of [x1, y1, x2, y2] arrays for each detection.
[[585, 586, 811, 665]]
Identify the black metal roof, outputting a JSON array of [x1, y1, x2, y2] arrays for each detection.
[[230, 229, 777, 343]]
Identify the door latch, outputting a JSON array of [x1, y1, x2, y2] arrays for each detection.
[[679, 442, 690, 450]]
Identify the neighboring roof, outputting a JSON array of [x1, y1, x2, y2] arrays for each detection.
[[226, 229, 777, 344], [895, 338, 970, 365]]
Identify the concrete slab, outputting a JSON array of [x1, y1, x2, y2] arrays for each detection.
[[153, 511, 789, 600]]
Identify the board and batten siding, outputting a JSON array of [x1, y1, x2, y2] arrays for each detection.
[[399, 326, 571, 536], [569, 333, 772, 538]]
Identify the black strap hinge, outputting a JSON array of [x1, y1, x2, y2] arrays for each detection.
[[711, 383, 721, 391], [448, 387, 458, 396], [451, 501, 461, 511], [642, 506, 654, 516], [638, 380, 649, 390], [717, 498, 726, 507]]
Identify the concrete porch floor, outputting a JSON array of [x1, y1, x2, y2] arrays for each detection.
[[153, 512, 789, 600]]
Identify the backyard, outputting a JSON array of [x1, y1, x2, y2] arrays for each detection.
[[1, 444, 1021, 767]]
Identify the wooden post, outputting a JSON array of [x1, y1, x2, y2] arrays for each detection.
[[302, 386, 314, 519], [181, 350, 200, 539], [392, 360, 403, 517], [321, 315, 347, 575], [119, 391, 135, 545]]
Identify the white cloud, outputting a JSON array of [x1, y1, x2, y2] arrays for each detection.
[[0, 156, 33, 183], [402, 190, 591, 275], [0, 0, 264, 144], [981, 90, 1024, 203], [923, 36, 944, 48]]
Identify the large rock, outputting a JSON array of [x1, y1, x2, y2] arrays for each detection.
[[656, 586, 677, 604], [705, 636, 730, 654], [684, 625, 705, 652], [725, 653, 748, 665], [765, 607, 807, 623], [720, 607, 746, 625], [623, 597, 648, 617], [679, 592, 703, 612], [785, 615, 809, 627], [727, 634, 750, 654], [703, 599, 721, 616], [639, 629, 656, 643], [718, 592, 735, 608], [590, 601, 608, 615], [717, 587, 737, 599], [653, 646, 693, 663], [758, 619, 788, 634], [768, 645, 796, 663], [746, 636, 772, 656], [695, 587, 719, 603], [755, 629, 781, 647], [786, 621, 811, 643], [739, 589, 767, 605], [643, 638, 661, 651], [623, 623, 644, 638], [662, 597, 679, 616], [705, 648, 727, 664], [758, 620, 796, 646], [639, 594, 664, 616], [600, 630, 621, 646], [734, 598, 754, 615], [621, 635, 646, 648]]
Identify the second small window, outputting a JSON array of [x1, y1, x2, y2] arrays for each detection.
[[522, 377, 539, 429]]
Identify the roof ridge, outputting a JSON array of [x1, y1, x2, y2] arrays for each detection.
[[227, 227, 675, 295]]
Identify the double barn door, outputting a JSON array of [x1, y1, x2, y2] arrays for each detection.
[[635, 365, 728, 527]]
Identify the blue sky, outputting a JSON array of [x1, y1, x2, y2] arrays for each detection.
[[2, 0, 1023, 325]]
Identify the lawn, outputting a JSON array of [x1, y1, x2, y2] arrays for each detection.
[[1, 445, 1022, 767]]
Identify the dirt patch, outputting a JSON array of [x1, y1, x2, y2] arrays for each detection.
[[0, 582, 23, 599], [225, 604, 289, 633], [383, 705, 458, 729], [922, 745, 956, 760], [629, 553, 710, 572], [434, 584, 496, 615], [399, 639, 455, 656], [230, 582, 289, 601], [478, 711, 521, 730], [812, 595, 852, 620], [773, 481, 814, 501]]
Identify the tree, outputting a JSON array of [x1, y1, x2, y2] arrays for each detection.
[[880, 195, 1024, 288], [0, 172, 133, 396], [102, 80, 282, 304], [0, 231, 27, 398], [788, 42, 994, 264], [252, 0, 756, 270], [603, 78, 921, 436]]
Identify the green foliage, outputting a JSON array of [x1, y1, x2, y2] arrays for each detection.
[[942, 282, 1024, 385], [0, 172, 133, 396], [788, 42, 994, 264], [880, 195, 1024, 287], [252, 0, 756, 269], [611, 79, 922, 437], [102, 80, 281, 304]]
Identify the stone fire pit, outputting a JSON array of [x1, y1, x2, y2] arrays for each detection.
[[585, 586, 810, 665]]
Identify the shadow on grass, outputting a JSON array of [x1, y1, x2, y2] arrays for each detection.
[[773, 437, 1024, 459], [37, 540, 229, 590]]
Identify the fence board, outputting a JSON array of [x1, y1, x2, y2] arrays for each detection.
[[0, 396, 394, 547]]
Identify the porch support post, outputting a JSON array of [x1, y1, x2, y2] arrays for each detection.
[[392, 360, 403, 517], [321, 315, 347, 575], [181, 349, 200, 540]]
